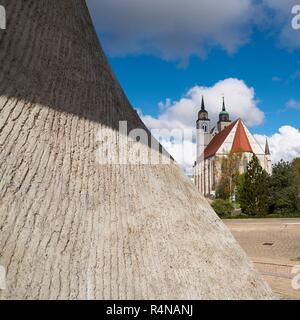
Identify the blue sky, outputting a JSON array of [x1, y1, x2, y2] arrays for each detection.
[[87, 0, 300, 165], [107, 32, 300, 135]]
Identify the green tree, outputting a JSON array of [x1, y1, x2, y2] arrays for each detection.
[[268, 160, 298, 214], [216, 152, 242, 201], [292, 158, 300, 183], [292, 158, 300, 211], [239, 155, 269, 216], [235, 173, 245, 204]]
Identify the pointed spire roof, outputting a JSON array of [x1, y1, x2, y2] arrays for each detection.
[[222, 96, 226, 112], [265, 138, 271, 155], [201, 95, 205, 111], [220, 96, 229, 115], [198, 95, 209, 120], [218, 96, 230, 126]]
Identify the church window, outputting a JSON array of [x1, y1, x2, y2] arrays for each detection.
[[202, 123, 208, 132]]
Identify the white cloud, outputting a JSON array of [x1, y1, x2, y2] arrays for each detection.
[[286, 99, 300, 110], [140, 79, 300, 171], [141, 78, 264, 170], [161, 139, 196, 175], [255, 126, 300, 163], [261, 0, 300, 50], [87, 0, 255, 63], [87, 0, 300, 63], [142, 78, 264, 132]]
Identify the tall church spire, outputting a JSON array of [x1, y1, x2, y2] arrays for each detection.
[[196, 95, 211, 157], [218, 95, 231, 132], [222, 95, 226, 112], [198, 96, 209, 121], [201, 95, 205, 111]]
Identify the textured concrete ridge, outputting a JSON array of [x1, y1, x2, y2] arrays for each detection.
[[0, 0, 274, 299]]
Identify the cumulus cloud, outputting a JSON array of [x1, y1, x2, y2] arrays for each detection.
[[160, 139, 196, 175], [141, 78, 264, 171], [87, 0, 300, 63], [261, 0, 300, 50], [140, 78, 300, 171], [87, 0, 255, 63], [142, 78, 264, 132], [255, 126, 300, 163]]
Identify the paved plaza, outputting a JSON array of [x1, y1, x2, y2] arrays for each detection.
[[225, 218, 300, 300]]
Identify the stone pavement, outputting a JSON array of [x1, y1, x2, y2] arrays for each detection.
[[225, 218, 300, 300]]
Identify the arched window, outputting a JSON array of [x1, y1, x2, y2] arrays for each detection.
[[202, 123, 208, 133]]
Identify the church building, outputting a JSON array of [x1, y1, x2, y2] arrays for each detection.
[[193, 97, 272, 197]]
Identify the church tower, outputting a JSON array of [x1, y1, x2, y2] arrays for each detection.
[[217, 96, 231, 132], [196, 96, 211, 159]]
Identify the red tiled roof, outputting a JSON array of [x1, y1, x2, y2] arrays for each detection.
[[202, 120, 238, 160], [231, 120, 253, 154], [200, 119, 253, 161]]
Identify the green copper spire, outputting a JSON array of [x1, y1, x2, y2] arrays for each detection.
[[219, 95, 230, 123]]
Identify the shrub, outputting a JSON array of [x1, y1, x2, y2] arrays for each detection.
[[212, 199, 234, 218], [268, 160, 298, 214], [272, 186, 297, 215]]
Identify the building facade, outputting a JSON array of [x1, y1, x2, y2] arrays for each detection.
[[194, 97, 272, 197]]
